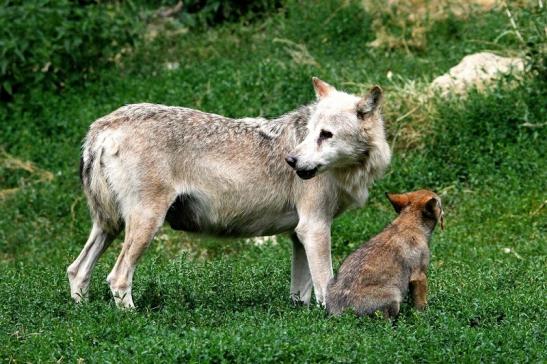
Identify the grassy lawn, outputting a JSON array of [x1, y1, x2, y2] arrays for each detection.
[[1, 1, 545, 362]]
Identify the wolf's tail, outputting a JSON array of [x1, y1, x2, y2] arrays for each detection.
[[79, 136, 122, 233]]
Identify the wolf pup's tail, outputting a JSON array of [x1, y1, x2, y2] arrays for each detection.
[[325, 277, 344, 316], [80, 136, 122, 233]]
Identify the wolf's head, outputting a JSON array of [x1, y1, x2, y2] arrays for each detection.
[[286, 78, 390, 180]]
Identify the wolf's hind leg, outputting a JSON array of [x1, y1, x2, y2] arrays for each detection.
[[106, 205, 167, 309], [67, 223, 117, 302], [290, 233, 312, 304]]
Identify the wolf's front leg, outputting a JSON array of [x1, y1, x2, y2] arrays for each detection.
[[295, 221, 333, 306], [290, 233, 312, 304]]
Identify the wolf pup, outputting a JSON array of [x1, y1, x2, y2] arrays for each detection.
[[68, 78, 391, 308], [326, 190, 444, 318]]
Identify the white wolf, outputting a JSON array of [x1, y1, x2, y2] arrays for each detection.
[[67, 78, 391, 308]]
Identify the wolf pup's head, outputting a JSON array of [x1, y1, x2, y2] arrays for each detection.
[[386, 190, 446, 231], [286, 78, 390, 180]]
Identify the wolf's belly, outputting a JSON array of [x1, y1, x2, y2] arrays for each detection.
[[164, 193, 299, 237]]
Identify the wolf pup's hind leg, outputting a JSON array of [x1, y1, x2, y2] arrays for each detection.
[[381, 301, 400, 319]]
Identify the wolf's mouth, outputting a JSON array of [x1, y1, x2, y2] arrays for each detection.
[[296, 167, 318, 180]]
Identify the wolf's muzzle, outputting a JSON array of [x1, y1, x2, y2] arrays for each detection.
[[296, 167, 318, 180], [285, 155, 297, 168]]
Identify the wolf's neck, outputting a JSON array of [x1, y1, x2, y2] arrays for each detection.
[[332, 144, 390, 208], [257, 104, 314, 142], [235, 103, 311, 128], [332, 166, 371, 208]]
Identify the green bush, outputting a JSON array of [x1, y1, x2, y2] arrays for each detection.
[[517, 2, 547, 80], [0, 0, 143, 98], [170, 0, 283, 28]]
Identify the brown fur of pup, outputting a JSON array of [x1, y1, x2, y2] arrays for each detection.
[[326, 189, 444, 318]]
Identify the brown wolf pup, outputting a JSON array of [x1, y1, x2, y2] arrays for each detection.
[[326, 190, 445, 318]]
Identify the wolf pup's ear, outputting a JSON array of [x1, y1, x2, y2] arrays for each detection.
[[357, 85, 383, 119], [424, 197, 445, 230], [386, 192, 409, 214], [312, 77, 336, 99]]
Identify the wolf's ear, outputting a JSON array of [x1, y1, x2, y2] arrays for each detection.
[[386, 192, 409, 214], [357, 85, 383, 118], [312, 77, 336, 99], [424, 197, 445, 230]]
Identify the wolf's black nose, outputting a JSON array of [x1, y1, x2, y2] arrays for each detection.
[[285, 155, 297, 168]]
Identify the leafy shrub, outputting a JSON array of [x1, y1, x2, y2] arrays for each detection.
[[511, 2, 547, 79], [0, 0, 143, 99], [363, 0, 497, 51], [171, 0, 283, 28]]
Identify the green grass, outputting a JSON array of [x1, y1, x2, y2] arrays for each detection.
[[1, 1, 545, 362]]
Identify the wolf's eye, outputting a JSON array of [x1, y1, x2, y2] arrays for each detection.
[[319, 129, 333, 140]]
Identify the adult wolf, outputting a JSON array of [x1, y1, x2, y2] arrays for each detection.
[[68, 78, 391, 308]]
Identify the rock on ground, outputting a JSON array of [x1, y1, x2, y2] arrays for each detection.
[[431, 52, 524, 96], [247, 235, 278, 246]]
